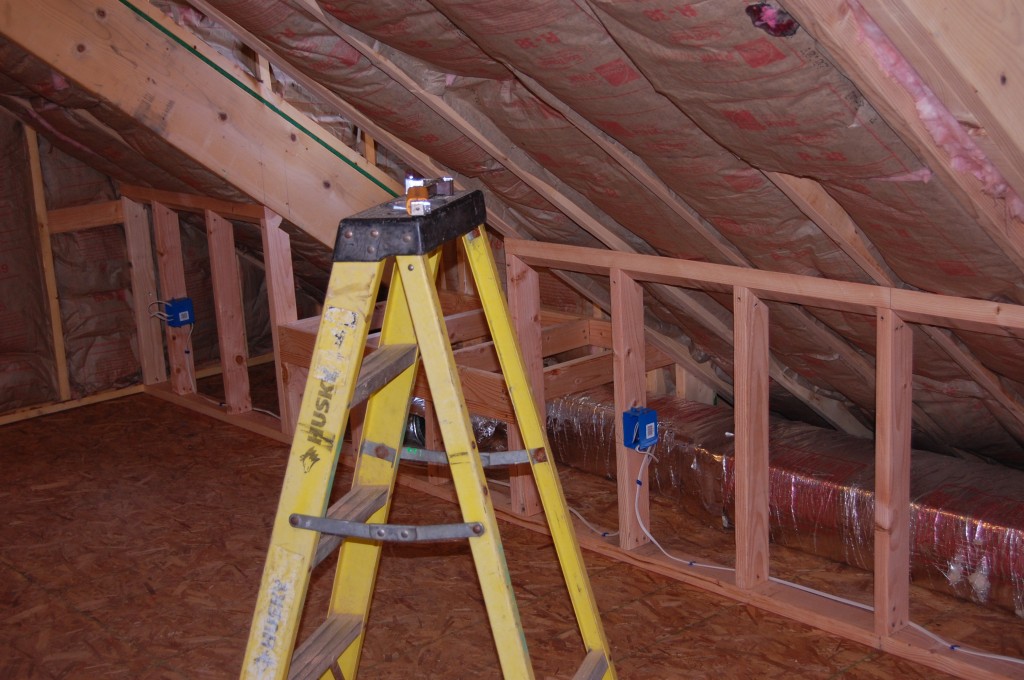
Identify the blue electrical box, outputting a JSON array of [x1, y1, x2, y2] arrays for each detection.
[[622, 407, 658, 450], [165, 297, 195, 327]]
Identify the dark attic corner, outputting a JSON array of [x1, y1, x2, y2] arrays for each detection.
[[2, 0, 1024, 678]]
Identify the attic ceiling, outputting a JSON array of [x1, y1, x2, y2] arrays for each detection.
[[3, 0, 1024, 466]]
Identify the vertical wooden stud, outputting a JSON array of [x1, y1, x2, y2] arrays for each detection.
[[506, 253, 543, 517], [151, 201, 195, 395], [364, 133, 377, 167], [611, 268, 648, 550], [205, 210, 252, 414], [25, 128, 71, 401], [734, 286, 770, 590], [874, 308, 913, 636], [122, 197, 167, 385], [259, 208, 298, 433]]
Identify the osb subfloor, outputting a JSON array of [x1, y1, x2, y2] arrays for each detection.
[[1, 394, 1019, 679]]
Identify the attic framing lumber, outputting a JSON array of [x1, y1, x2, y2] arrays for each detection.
[[611, 268, 649, 550], [857, 0, 1024, 204], [772, 171, 1024, 446], [506, 253, 544, 516], [303, 9, 868, 436], [780, 0, 1024, 275], [733, 287, 770, 591], [874, 309, 913, 637], [506, 237, 1024, 679], [0, 0, 396, 248], [260, 208, 299, 435], [151, 201, 196, 395], [204, 210, 251, 415], [123, 197, 167, 385], [24, 127, 71, 402]]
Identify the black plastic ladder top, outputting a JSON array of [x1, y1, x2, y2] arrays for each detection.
[[333, 190, 486, 263]]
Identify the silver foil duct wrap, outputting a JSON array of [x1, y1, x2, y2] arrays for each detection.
[[545, 387, 1024, 617]]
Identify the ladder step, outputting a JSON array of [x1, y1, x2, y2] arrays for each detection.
[[351, 344, 417, 406], [288, 613, 362, 680], [312, 485, 389, 568], [573, 650, 609, 680]]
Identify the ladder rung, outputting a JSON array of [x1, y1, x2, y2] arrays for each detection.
[[312, 485, 389, 568], [288, 613, 362, 680], [351, 344, 417, 406], [400, 446, 536, 467], [573, 650, 609, 680]]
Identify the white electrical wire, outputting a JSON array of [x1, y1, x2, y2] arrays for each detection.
[[568, 506, 618, 539], [630, 448, 1024, 667]]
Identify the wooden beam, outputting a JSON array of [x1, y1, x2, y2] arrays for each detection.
[[204, 210, 251, 414], [151, 201, 196, 395], [770, 171, 1024, 449], [145, 382, 283, 442], [291, 3, 641, 255], [611, 268, 649, 550], [858, 0, 1024, 205], [122, 197, 167, 384], [0, 385, 144, 427], [766, 172, 898, 284], [509, 69, 879, 436], [874, 308, 914, 637], [260, 208, 298, 434], [734, 287, 771, 590], [24, 127, 70, 401], [781, 0, 1024, 274], [507, 239, 887, 314], [506, 253, 543, 516], [511, 66, 751, 268], [121, 185, 264, 223], [544, 350, 613, 400], [508, 239, 1024, 336], [0, 0, 395, 248], [181, 0, 454, 196], [47, 200, 123, 234]]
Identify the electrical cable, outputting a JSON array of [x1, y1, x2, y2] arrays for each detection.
[[569, 507, 614, 540], [630, 448, 1024, 667]]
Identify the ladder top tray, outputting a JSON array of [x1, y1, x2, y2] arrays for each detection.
[[333, 190, 486, 262]]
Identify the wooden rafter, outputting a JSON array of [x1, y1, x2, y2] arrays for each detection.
[[781, 0, 1024, 274], [181, 0, 536, 246], [858, 0, 1024, 205], [281, 6, 869, 434], [0, 0, 396, 248], [771, 171, 1024, 446]]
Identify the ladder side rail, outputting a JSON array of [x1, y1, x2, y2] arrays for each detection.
[[240, 261, 385, 680], [398, 249, 536, 680], [462, 226, 616, 678], [330, 253, 438, 679]]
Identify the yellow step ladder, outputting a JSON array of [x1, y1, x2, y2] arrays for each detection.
[[240, 187, 615, 680]]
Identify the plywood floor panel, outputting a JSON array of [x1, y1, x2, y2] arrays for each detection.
[[0, 394, 968, 678]]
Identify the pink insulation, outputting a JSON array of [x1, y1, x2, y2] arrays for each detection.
[[848, 0, 1024, 221]]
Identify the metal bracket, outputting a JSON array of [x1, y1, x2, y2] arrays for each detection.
[[290, 514, 485, 542], [360, 439, 398, 464]]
